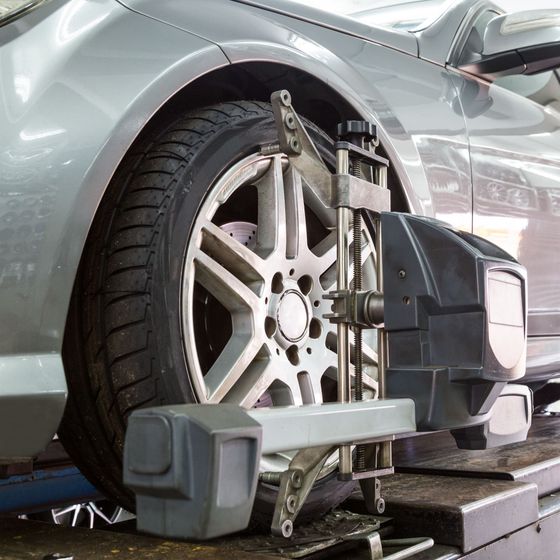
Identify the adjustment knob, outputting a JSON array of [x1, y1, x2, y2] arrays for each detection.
[[337, 120, 377, 144]]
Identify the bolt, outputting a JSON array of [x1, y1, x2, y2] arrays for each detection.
[[289, 137, 301, 153], [259, 471, 282, 485], [281, 519, 293, 538], [337, 120, 377, 145], [398, 269, 406, 279], [286, 494, 297, 514], [280, 90, 291, 106], [375, 497, 386, 514], [290, 470, 303, 489], [285, 113, 297, 130], [260, 143, 281, 156]]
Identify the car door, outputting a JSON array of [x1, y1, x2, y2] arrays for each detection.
[[448, 8, 560, 378]]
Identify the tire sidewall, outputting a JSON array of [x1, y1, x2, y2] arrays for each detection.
[[150, 114, 280, 402]]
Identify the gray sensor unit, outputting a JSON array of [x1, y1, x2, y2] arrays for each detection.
[[124, 403, 262, 540]]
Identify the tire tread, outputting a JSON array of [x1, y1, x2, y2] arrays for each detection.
[[60, 101, 275, 509], [59, 101, 353, 520]]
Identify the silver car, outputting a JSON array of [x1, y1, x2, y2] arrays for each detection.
[[1, 0, 559, 520]]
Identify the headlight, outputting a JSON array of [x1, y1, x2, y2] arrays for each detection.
[[0, 0, 47, 27]]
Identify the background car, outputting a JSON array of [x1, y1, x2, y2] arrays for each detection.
[[0, 0, 559, 521]]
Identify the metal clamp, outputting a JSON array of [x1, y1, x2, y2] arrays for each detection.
[[268, 90, 391, 214], [360, 476, 387, 516], [267, 90, 395, 536], [271, 445, 336, 538], [269, 89, 344, 228], [308, 530, 434, 560], [331, 174, 391, 212], [324, 289, 384, 328]]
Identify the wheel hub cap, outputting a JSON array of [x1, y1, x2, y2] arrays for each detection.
[[277, 290, 309, 342]]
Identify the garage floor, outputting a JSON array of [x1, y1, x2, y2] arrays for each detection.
[[2, 416, 560, 559]]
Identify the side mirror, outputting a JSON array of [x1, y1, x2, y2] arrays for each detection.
[[459, 10, 560, 80]]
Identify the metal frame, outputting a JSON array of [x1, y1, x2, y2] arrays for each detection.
[[248, 399, 415, 455]]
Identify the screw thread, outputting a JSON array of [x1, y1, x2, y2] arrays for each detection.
[[352, 179, 365, 469]]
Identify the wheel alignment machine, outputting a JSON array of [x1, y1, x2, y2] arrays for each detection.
[[122, 91, 532, 555]]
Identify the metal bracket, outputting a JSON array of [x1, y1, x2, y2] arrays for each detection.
[[331, 174, 390, 212], [317, 530, 435, 560], [349, 530, 384, 560], [334, 140, 385, 163], [324, 289, 384, 328], [360, 476, 387, 515], [268, 89, 397, 540], [271, 445, 336, 538], [321, 533, 435, 560], [270, 90, 334, 208], [269, 90, 390, 214]]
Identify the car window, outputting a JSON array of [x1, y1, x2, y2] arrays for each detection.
[[284, 0, 451, 31]]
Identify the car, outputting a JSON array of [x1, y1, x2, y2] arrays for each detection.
[[1, 0, 559, 522]]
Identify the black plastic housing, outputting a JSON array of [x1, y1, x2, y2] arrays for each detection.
[[382, 213, 527, 431]]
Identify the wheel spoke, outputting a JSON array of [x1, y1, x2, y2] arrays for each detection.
[[194, 250, 260, 315], [200, 220, 267, 284], [255, 155, 286, 258], [72, 506, 81, 528], [325, 327, 379, 394], [361, 371, 378, 395], [304, 374, 325, 405], [286, 379, 304, 406], [314, 230, 337, 289], [313, 229, 337, 270], [223, 349, 282, 407], [360, 339, 378, 366], [205, 334, 263, 403], [284, 165, 308, 259], [52, 505, 76, 522]]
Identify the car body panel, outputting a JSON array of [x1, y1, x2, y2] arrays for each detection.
[[0, 0, 559, 459], [0, 0, 228, 457], [443, 1, 560, 376], [120, 0, 473, 228], [415, 0, 495, 66], [120, 0, 419, 57], [0, 354, 65, 459], [453, 73, 560, 333], [442, 0, 560, 334]]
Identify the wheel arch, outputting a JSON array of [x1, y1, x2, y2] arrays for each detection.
[[110, 61, 411, 212], [62, 59, 411, 358], [70, 59, 412, 292]]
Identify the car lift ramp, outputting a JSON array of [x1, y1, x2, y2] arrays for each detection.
[[2, 416, 560, 560]]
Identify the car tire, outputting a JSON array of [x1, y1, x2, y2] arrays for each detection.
[[60, 100, 379, 523]]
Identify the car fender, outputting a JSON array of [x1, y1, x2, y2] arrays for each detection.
[[0, 0, 227, 458], [119, 0, 472, 227]]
